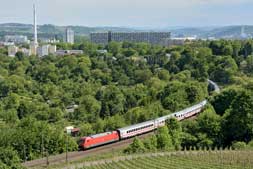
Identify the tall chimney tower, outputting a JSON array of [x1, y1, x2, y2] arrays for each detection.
[[33, 4, 38, 45], [30, 3, 38, 55]]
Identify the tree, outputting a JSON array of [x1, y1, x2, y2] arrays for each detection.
[[107, 42, 121, 56], [92, 118, 105, 133], [156, 126, 173, 150], [79, 123, 95, 137], [222, 91, 253, 145], [15, 52, 25, 61], [166, 118, 182, 150], [124, 137, 146, 154], [243, 41, 253, 57], [245, 55, 253, 73], [185, 82, 207, 104], [197, 107, 221, 146], [143, 135, 157, 151], [165, 51, 180, 73], [210, 56, 238, 84], [49, 108, 63, 122], [0, 79, 9, 97], [0, 162, 9, 169], [156, 69, 170, 81], [181, 132, 198, 150], [134, 69, 153, 83], [104, 114, 126, 131], [0, 147, 23, 169], [221, 45, 233, 56], [211, 88, 239, 116], [122, 48, 137, 57], [232, 141, 247, 150], [209, 41, 222, 55], [196, 133, 213, 149], [73, 95, 101, 122], [99, 85, 125, 117]]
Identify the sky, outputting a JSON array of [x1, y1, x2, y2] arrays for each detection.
[[0, 0, 253, 28]]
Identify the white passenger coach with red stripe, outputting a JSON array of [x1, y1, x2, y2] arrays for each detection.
[[117, 100, 207, 139]]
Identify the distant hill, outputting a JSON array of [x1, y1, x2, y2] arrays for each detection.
[[0, 23, 138, 40], [171, 25, 253, 39], [0, 23, 253, 40]]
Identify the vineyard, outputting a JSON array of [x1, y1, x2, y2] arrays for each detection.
[[67, 150, 253, 169]]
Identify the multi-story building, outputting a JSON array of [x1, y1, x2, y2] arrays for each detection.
[[55, 50, 83, 56], [48, 45, 57, 54], [40, 38, 60, 43], [20, 48, 31, 56], [8, 45, 18, 57], [90, 32, 108, 44], [36, 44, 57, 57], [37, 45, 49, 57], [5, 35, 30, 44], [90, 31, 171, 45], [30, 42, 38, 56], [162, 37, 197, 47], [65, 28, 74, 44]]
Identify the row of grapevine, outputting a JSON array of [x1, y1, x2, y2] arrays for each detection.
[[77, 150, 253, 169]]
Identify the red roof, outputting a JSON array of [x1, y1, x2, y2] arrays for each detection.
[[71, 128, 80, 133]]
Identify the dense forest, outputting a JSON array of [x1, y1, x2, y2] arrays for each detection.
[[1, 39, 253, 168]]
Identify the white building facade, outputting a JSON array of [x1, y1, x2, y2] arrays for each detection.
[[5, 35, 29, 44], [8, 45, 18, 57], [65, 28, 74, 44]]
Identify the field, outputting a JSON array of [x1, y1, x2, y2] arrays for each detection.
[[66, 150, 253, 169]]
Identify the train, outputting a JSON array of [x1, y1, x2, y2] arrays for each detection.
[[78, 100, 207, 150]]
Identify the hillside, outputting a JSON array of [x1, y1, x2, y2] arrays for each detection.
[[1, 40, 253, 168], [171, 25, 253, 38], [0, 23, 138, 39], [1, 23, 253, 39]]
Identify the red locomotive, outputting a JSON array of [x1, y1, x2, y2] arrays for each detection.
[[78, 131, 119, 150]]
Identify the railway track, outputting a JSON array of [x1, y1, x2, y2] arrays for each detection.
[[23, 132, 153, 168]]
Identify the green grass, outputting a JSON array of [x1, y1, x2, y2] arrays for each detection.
[[79, 150, 253, 169]]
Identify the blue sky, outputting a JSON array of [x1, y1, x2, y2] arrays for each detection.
[[0, 0, 252, 28]]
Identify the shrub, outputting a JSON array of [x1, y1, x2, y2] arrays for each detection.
[[231, 141, 247, 150]]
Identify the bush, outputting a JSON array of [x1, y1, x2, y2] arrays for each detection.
[[247, 140, 253, 149], [232, 141, 247, 150], [124, 137, 146, 154], [0, 147, 24, 169]]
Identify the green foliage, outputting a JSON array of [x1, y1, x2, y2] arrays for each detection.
[[222, 90, 253, 144], [99, 85, 125, 117], [0, 147, 24, 169], [72, 95, 101, 122], [232, 141, 247, 150], [143, 135, 157, 151], [209, 56, 238, 84], [196, 107, 221, 146], [1, 39, 253, 162], [180, 106, 222, 149], [124, 137, 146, 154], [160, 81, 207, 112], [211, 87, 239, 116], [166, 118, 182, 150], [156, 126, 173, 150]]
